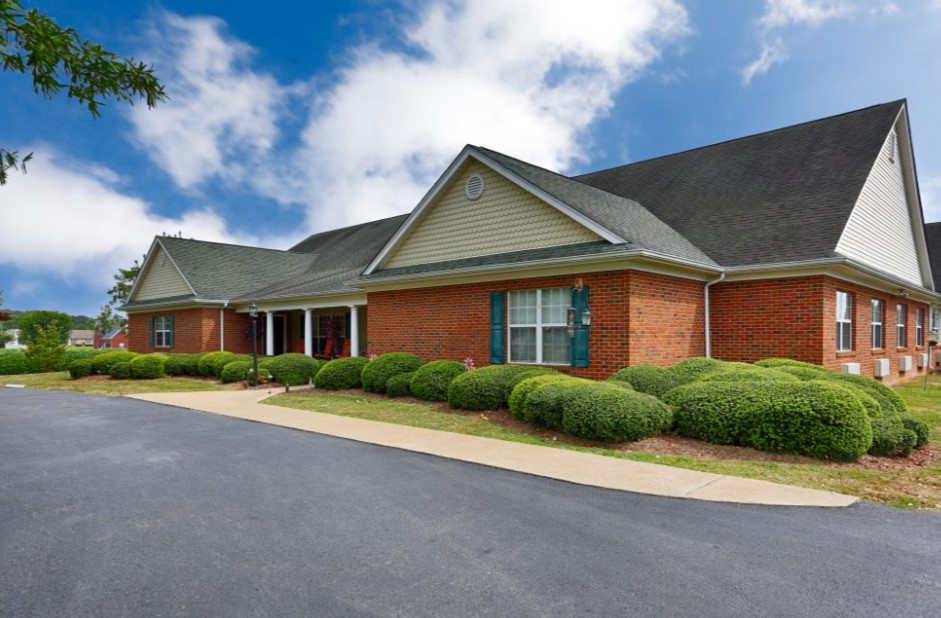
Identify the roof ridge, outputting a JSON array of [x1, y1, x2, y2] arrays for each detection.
[[158, 235, 303, 255], [576, 99, 906, 178]]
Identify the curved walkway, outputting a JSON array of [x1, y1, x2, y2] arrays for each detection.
[[128, 388, 857, 508]]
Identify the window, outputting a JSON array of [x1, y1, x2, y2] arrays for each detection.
[[870, 299, 884, 349], [896, 304, 906, 348], [932, 308, 941, 334], [836, 291, 853, 351], [509, 287, 570, 364], [154, 316, 173, 348], [916, 307, 924, 347]]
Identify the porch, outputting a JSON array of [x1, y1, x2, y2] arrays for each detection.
[[250, 303, 367, 358]]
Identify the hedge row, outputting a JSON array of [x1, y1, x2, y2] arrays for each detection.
[[0, 347, 108, 375]]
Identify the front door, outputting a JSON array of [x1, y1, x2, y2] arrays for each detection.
[[273, 315, 286, 356]]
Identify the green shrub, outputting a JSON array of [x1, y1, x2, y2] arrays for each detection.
[[868, 418, 917, 457], [165, 353, 203, 376], [130, 354, 167, 379], [509, 374, 581, 420], [561, 382, 673, 442], [68, 359, 93, 379], [109, 361, 132, 379], [697, 362, 799, 384], [314, 356, 370, 390], [902, 416, 930, 448], [812, 373, 907, 416], [608, 364, 682, 398], [386, 371, 415, 398], [524, 380, 583, 429], [266, 353, 324, 386], [221, 360, 252, 383], [59, 347, 107, 370], [361, 353, 424, 393], [669, 357, 724, 384], [663, 381, 873, 461], [91, 351, 139, 375], [197, 351, 233, 377], [754, 358, 832, 372], [23, 323, 66, 372], [776, 365, 831, 381], [0, 349, 32, 375], [409, 360, 466, 401], [447, 365, 559, 411], [210, 353, 252, 378]]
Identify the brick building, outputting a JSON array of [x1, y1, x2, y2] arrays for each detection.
[[124, 100, 941, 384]]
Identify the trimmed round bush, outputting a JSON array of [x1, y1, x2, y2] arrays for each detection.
[[68, 359, 93, 379], [447, 365, 559, 411], [409, 360, 467, 401], [197, 351, 233, 377], [663, 381, 873, 460], [697, 362, 799, 384], [902, 416, 930, 448], [314, 356, 370, 390], [0, 350, 32, 375], [91, 351, 139, 375], [608, 364, 682, 398], [560, 382, 673, 442], [524, 380, 583, 429], [812, 372, 907, 416], [509, 374, 582, 420], [266, 353, 324, 386], [386, 371, 415, 398], [58, 348, 108, 371], [869, 418, 917, 457], [130, 354, 167, 379], [109, 361, 132, 379], [361, 353, 424, 393], [210, 353, 251, 378], [669, 357, 724, 384], [221, 360, 252, 383], [165, 353, 203, 376], [754, 358, 832, 372], [776, 365, 832, 381]]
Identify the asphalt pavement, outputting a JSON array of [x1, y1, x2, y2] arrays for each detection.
[[1, 388, 940, 617]]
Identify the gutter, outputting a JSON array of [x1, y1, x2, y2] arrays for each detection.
[[704, 272, 726, 358]]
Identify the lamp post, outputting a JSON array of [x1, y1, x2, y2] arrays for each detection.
[[249, 303, 259, 388]]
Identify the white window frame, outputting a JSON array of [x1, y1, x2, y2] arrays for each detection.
[[896, 303, 906, 348], [931, 308, 941, 334], [871, 298, 884, 349], [154, 316, 172, 348], [836, 291, 853, 352], [916, 307, 924, 347], [508, 287, 571, 365]]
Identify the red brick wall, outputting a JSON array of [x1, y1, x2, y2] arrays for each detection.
[[367, 270, 706, 380], [128, 308, 254, 354]]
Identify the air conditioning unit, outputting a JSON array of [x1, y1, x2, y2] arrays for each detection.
[[873, 358, 890, 378], [841, 363, 861, 375], [899, 356, 913, 372], [917, 353, 929, 368]]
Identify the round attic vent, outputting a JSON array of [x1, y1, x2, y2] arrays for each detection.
[[465, 173, 485, 200]]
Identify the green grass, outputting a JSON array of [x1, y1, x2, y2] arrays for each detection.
[[267, 376, 941, 510], [0, 371, 238, 396]]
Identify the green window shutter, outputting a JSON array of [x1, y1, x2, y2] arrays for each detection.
[[490, 291, 506, 364], [167, 316, 174, 348], [572, 286, 590, 368], [149, 316, 155, 348]]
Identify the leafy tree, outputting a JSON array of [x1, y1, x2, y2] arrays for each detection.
[[17, 310, 72, 344], [24, 321, 65, 371], [95, 303, 119, 334], [107, 258, 141, 306], [0, 0, 167, 184]]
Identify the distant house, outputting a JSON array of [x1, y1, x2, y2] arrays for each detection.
[[94, 326, 128, 349], [3, 329, 26, 350], [69, 329, 95, 347], [123, 100, 941, 384]]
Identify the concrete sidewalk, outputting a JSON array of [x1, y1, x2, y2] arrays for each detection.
[[127, 389, 858, 508]]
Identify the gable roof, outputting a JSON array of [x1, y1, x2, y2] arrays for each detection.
[[576, 100, 906, 267], [926, 222, 941, 292], [102, 325, 125, 339]]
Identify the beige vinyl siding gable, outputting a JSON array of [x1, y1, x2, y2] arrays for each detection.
[[384, 163, 602, 269], [134, 245, 193, 301], [836, 129, 923, 286]]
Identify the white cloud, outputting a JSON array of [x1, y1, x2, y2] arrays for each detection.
[[921, 176, 941, 223], [743, 38, 790, 85], [759, 0, 851, 28], [0, 146, 256, 290]]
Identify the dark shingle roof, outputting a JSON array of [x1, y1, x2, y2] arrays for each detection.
[[576, 100, 904, 266], [926, 222, 941, 292]]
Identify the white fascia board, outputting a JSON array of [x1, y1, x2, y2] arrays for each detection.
[[239, 292, 368, 313], [896, 105, 937, 290], [126, 237, 198, 302], [363, 146, 625, 275]]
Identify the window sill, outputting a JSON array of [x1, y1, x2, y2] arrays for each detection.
[[508, 361, 572, 367]]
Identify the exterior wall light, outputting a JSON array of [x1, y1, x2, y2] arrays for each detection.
[[581, 309, 591, 327], [249, 302, 258, 318]]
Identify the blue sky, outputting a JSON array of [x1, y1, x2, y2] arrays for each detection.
[[2, 0, 940, 317]]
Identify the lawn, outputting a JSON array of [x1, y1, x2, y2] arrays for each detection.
[[0, 371, 239, 396], [267, 375, 941, 510]]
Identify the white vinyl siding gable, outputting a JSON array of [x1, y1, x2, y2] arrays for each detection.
[[384, 163, 602, 269], [836, 128, 923, 286], [135, 246, 192, 301]]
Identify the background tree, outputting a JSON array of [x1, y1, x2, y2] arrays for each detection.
[[107, 258, 141, 307], [17, 310, 72, 345], [0, 0, 167, 184], [24, 321, 65, 371], [95, 303, 119, 334]]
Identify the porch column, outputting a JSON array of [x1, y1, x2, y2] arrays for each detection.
[[304, 308, 313, 356], [265, 311, 274, 356], [349, 304, 360, 357]]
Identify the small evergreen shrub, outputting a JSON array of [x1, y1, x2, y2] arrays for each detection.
[[68, 359, 93, 379], [608, 364, 682, 398], [197, 351, 233, 377], [775, 365, 831, 381], [447, 365, 559, 411], [314, 356, 370, 390], [0, 350, 32, 375], [409, 360, 466, 401], [210, 353, 251, 378], [109, 361, 133, 379], [697, 362, 799, 384], [361, 353, 424, 393], [385, 371, 415, 398], [561, 382, 673, 442], [266, 353, 324, 386], [59, 348, 107, 370], [221, 360, 253, 383], [524, 380, 583, 429], [92, 351, 139, 375], [754, 358, 832, 371], [509, 374, 581, 420], [165, 353, 202, 376], [24, 323, 66, 372], [669, 357, 724, 384], [902, 416, 930, 448], [812, 372, 908, 416], [130, 354, 167, 379], [868, 418, 917, 457]]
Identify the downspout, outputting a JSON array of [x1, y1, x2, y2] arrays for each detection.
[[220, 302, 228, 351], [704, 272, 726, 359]]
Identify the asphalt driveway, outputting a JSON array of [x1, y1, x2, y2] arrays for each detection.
[[1, 388, 940, 617]]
